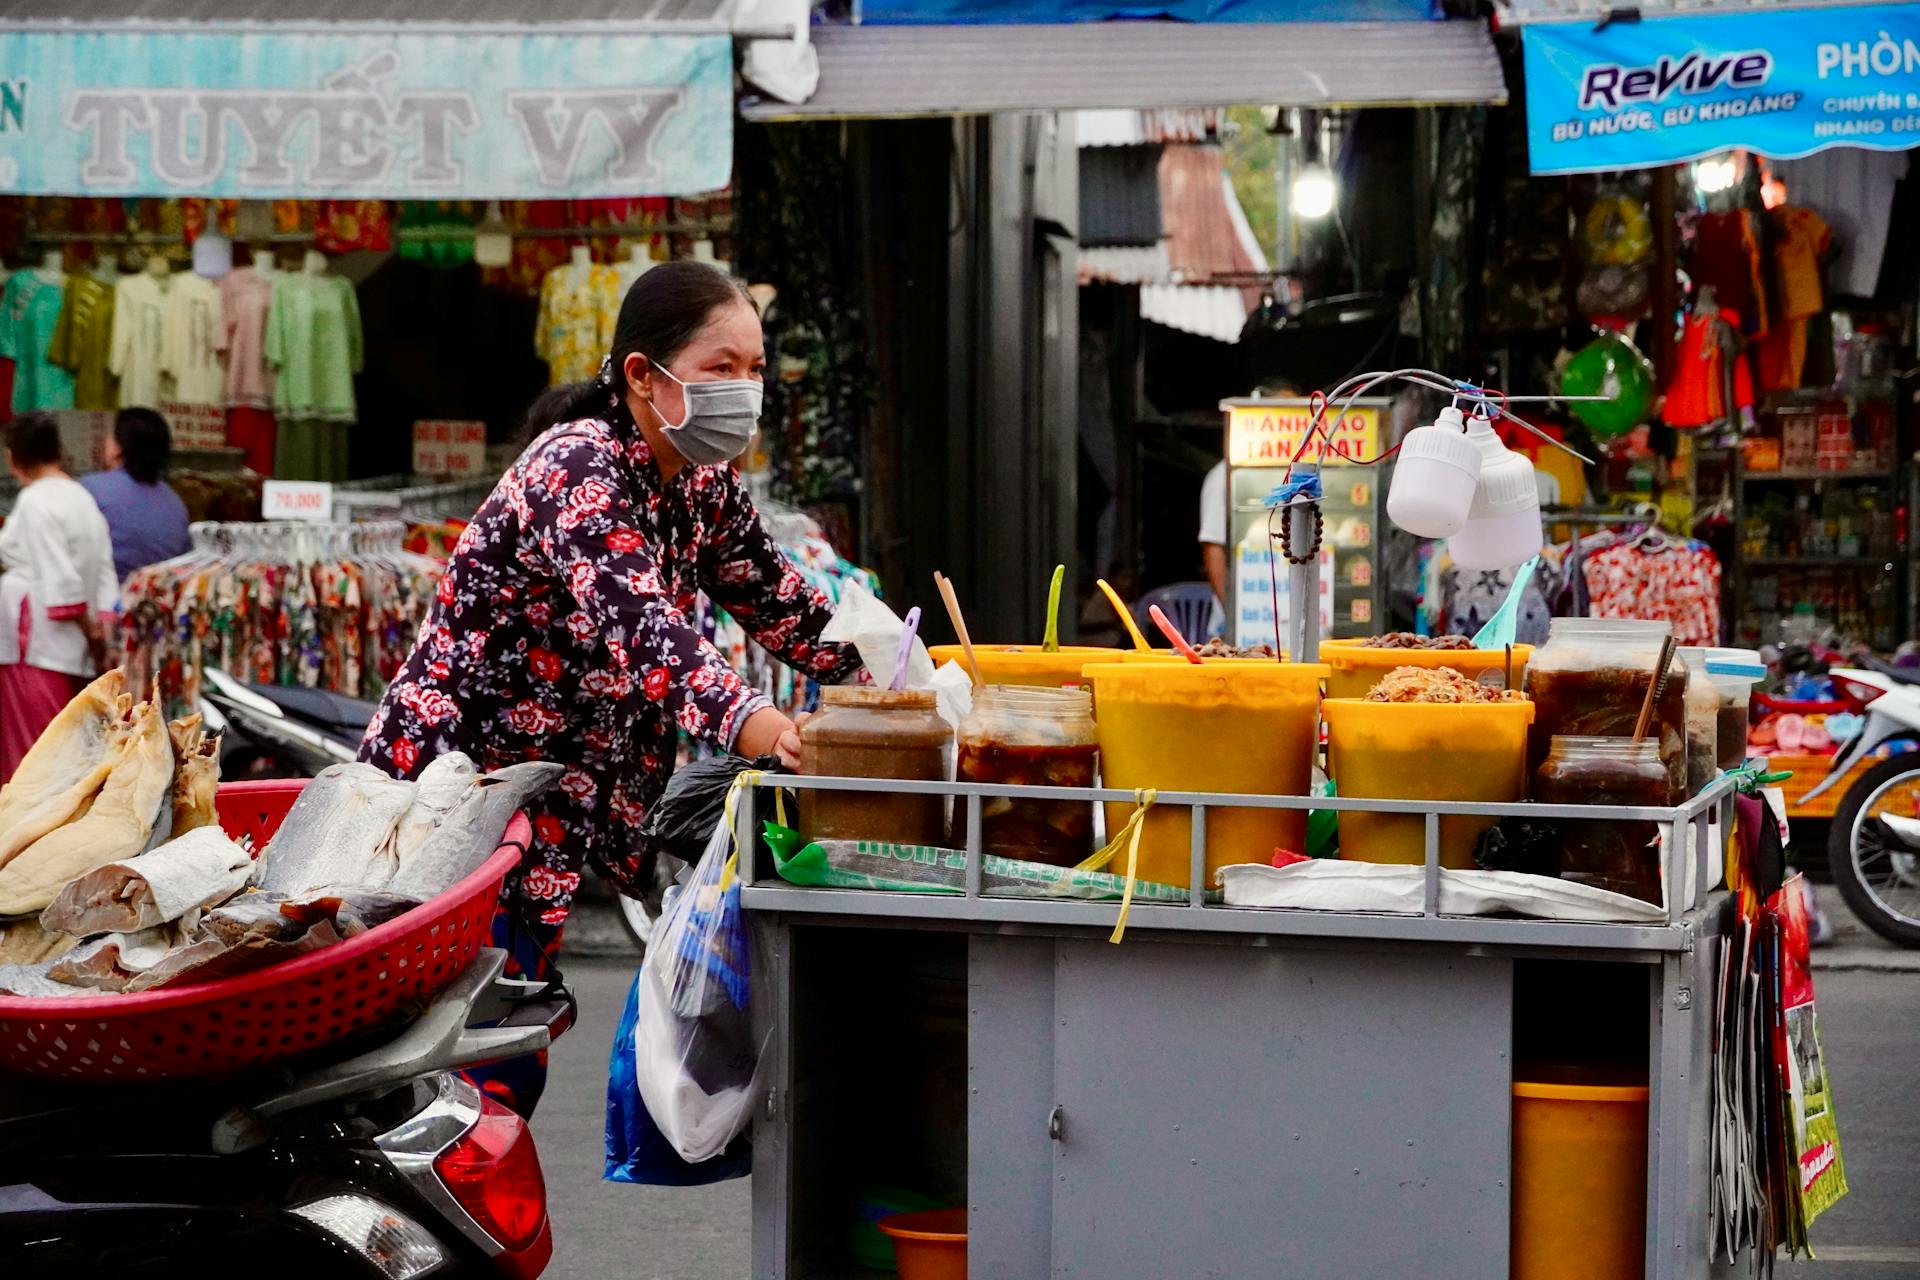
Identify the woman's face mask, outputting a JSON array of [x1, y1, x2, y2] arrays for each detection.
[[643, 357, 763, 467]]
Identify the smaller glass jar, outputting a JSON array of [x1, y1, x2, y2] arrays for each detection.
[[957, 687, 1099, 867], [798, 687, 951, 846], [1534, 735, 1667, 903], [1678, 649, 1720, 796]]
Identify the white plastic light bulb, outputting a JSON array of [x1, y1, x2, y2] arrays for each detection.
[[1447, 415, 1544, 571], [1291, 166, 1337, 220], [1386, 405, 1481, 538]]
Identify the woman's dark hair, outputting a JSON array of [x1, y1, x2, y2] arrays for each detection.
[[113, 407, 172, 485], [4, 412, 62, 470], [521, 259, 752, 442]]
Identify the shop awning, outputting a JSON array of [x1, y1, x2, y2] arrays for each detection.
[[0, 0, 777, 197], [740, 19, 1506, 120]]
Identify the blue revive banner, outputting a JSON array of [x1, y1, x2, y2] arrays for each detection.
[[0, 30, 732, 198], [1522, 3, 1920, 175], [857, 1, 1439, 23]]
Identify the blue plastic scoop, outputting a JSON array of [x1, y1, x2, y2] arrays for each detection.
[[1470, 555, 1541, 651]]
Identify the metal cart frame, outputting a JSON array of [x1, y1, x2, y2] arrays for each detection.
[[735, 772, 1742, 1279]]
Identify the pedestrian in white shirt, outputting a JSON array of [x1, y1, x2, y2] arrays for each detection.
[[0, 413, 117, 781]]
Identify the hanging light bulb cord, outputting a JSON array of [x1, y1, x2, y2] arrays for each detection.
[[1280, 368, 1603, 480]]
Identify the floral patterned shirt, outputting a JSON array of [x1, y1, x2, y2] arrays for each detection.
[[359, 413, 860, 922]]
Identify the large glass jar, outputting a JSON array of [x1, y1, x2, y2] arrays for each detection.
[[1525, 618, 1688, 803], [957, 686, 1099, 867], [1534, 735, 1667, 903], [798, 687, 951, 846]]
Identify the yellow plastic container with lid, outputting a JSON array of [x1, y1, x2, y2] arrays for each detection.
[[1082, 661, 1328, 888], [928, 644, 1120, 689], [1323, 698, 1534, 869], [1511, 1070, 1649, 1280], [1321, 638, 1533, 701]]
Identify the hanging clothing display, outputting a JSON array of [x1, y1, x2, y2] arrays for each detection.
[[120, 521, 438, 716], [160, 271, 224, 407], [534, 259, 620, 386], [1755, 204, 1832, 393], [225, 406, 277, 476], [265, 271, 363, 421], [1664, 306, 1755, 428], [277, 420, 349, 482], [216, 265, 276, 409], [1582, 539, 1723, 647], [47, 274, 118, 411], [109, 271, 171, 410], [1692, 210, 1769, 337], [0, 271, 76, 412], [1770, 149, 1904, 299]]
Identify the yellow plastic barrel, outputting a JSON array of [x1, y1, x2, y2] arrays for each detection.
[[1323, 698, 1534, 869], [928, 644, 1120, 689], [1320, 639, 1533, 701], [1083, 661, 1328, 887], [1511, 1074, 1649, 1280]]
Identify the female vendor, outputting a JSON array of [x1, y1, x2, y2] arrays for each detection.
[[361, 262, 860, 1108]]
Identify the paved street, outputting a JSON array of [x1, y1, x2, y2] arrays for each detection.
[[540, 944, 1918, 1279]]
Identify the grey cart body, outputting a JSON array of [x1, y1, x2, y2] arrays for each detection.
[[734, 775, 1750, 1280]]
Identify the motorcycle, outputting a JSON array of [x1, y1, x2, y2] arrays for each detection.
[[0, 948, 575, 1278], [199, 669, 661, 949], [1801, 656, 1920, 947]]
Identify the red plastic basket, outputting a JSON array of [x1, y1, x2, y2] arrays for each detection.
[[0, 780, 528, 1083]]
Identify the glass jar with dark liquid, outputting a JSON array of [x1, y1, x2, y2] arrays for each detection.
[[1535, 735, 1668, 903], [957, 687, 1099, 867], [1525, 618, 1688, 803]]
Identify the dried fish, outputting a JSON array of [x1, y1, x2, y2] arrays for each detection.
[[387, 761, 562, 899], [388, 752, 479, 867], [281, 890, 421, 939], [46, 927, 190, 991], [0, 960, 109, 998], [202, 892, 308, 946], [168, 714, 221, 836], [41, 826, 254, 937], [252, 762, 414, 896], [0, 696, 174, 915], [0, 918, 79, 967], [127, 920, 345, 991], [0, 670, 126, 871]]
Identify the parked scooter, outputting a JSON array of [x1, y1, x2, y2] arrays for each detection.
[[199, 669, 661, 948], [0, 949, 574, 1278], [1803, 657, 1920, 947]]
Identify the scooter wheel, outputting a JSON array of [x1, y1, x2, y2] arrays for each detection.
[[1827, 753, 1920, 948]]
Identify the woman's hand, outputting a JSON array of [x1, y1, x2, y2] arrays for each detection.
[[738, 706, 805, 771]]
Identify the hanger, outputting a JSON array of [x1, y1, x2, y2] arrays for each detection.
[[1629, 501, 1678, 552]]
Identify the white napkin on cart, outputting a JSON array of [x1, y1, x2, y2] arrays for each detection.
[[1218, 861, 1667, 924]]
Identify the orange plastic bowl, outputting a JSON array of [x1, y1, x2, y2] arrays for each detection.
[[878, 1208, 967, 1280]]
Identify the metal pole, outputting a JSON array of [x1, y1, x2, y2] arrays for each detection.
[[1189, 805, 1208, 908], [1287, 465, 1321, 663]]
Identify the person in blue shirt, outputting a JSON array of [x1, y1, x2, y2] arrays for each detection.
[[81, 408, 192, 582]]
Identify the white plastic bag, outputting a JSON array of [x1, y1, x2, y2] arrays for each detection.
[[821, 577, 973, 727], [631, 791, 766, 1162]]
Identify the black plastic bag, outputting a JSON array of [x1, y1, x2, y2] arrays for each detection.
[[640, 755, 792, 880], [1474, 817, 1563, 877]]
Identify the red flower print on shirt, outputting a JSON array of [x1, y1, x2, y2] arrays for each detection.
[[607, 527, 645, 555], [506, 700, 565, 735], [523, 865, 562, 899], [534, 814, 567, 847], [428, 659, 451, 681], [776, 568, 803, 602], [539, 906, 568, 926], [399, 684, 459, 726], [559, 770, 596, 803], [581, 669, 633, 699], [813, 649, 843, 673], [677, 703, 709, 736], [688, 666, 717, 693], [557, 477, 614, 530], [529, 648, 563, 681], [716, 559, 756, 587], [565, 611, 596, 641], [391, 738, 419, 773], [643, 667, 670, 701], [526, 600, 553, 628], [544, 467, 569, 495], [436, 575, 456, 605]]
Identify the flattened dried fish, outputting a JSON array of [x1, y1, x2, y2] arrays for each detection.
[[41, 826, 253, 937], [388, 752, 479, 867], [127, 920, 344, 991], [0, 918, 79, 967], [46, 927, 188, 991], [0, 670, 125, 871], [0, 961, 109, 998], [387, 761, 562, 899], [281, 890, 420, 939], [0, 696, 174, 915], [202, 892, 308, 946], [168, 714, 221, 836], [252, 762, 414, 896]]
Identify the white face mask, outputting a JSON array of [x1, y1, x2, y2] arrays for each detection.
[[644, 358, 764, 467]]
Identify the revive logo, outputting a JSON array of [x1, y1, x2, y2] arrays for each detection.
[[1579, 49, 1774, 110]]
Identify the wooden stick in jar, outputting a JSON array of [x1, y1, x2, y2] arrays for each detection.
[[933, 571, 983, 690], [1632, 634, 1679, 744]]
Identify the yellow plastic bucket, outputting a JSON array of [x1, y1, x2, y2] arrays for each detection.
[[1320, 639, 1533, 701], [1511, 1074, 1649, 1280], [1114, 651, 1291, 665], [928, 644, 1120, 689], [1083, 661, 1328, 887], [1323, 698, 1534, 869]]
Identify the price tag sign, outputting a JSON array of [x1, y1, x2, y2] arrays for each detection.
[[262, 480, 334, 522], [161, 402, 229, 451], [413, 419, 488, 478]]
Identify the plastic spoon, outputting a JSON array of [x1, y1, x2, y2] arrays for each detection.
[[1149, 605, 1203, 664], [1469, 554, 1541, 650], [889, 606, 922, 692], [933, 572, 983, 689], [1042, 564, 1066, 653], [1096, 578, 1152, 652]]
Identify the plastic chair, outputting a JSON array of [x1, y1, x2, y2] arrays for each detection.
[[1135, 581, 1220, 643]]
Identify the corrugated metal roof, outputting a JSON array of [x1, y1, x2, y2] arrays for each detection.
[[1079, 243, 1172, 285], [1141, 284, 1252, 344], [1160, 144, 1265, 281], [1080, 144, 1163, 248], [1077, 108, 1221, 148], [742, 19, 1506, 119], [0, 0, 742, 31]]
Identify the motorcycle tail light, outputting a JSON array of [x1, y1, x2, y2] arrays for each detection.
[[1834, 677, 1887, 711], [434, 1094, 553, 1275], [290, 1194, 447, 1279]]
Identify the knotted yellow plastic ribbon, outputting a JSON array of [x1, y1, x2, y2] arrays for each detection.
[[1072, 788, 1158, 944], [719, 770, 779, 893]]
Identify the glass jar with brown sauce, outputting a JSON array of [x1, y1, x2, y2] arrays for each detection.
[[1535, 735, 1668, 903], [798, 687, 951, 846], [1525, 618, 1688, 803], [957, 686, 1099, 867]]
